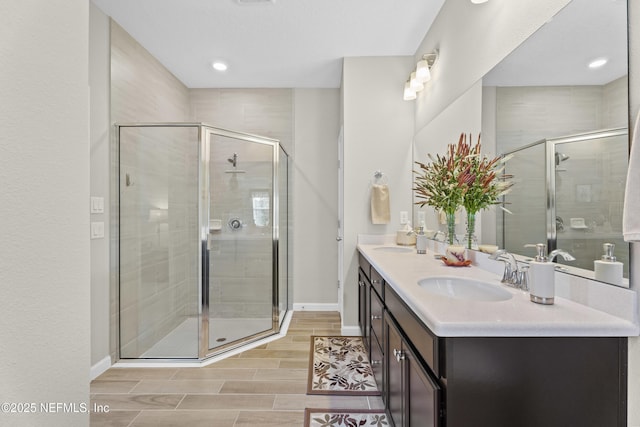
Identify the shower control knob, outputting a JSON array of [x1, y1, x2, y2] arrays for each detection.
[[228, 218, 242, 230]]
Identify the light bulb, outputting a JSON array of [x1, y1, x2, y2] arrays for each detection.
[[416, 59, 431, 83], [403, 82, 416, 101], [409, 72, 424, 92]]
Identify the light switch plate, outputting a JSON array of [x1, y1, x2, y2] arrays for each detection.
[[91, 222, 105, 239], [91, 196, 104, 214], [400, 211, 409, 225]]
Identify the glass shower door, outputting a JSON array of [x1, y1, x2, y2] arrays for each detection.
[[205, 129, 277, 353], [551, 130, 629, 276], [501, 141, 547, 252], [118, 125, 200, 359]]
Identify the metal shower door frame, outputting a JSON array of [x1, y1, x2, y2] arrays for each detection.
[[199, 124, 282, 359]]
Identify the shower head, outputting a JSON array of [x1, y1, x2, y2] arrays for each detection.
[[228, 153, 238, 168], [555, 152, 570, 165], [225, 153, 245, 173]]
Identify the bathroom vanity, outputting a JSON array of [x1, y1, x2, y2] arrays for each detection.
[[358, 242, 638, 427]]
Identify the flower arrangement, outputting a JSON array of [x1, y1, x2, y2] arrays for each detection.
[[414, 133, 513, 247]]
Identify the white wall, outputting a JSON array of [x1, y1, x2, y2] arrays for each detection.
[[293, 89, 341, 307], [342, 56, 415, 328], [89, 2, 112, 374], [0, 1, 90, 426]]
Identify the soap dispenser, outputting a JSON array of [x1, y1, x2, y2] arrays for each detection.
[[594, 243, 623, 286], [416, 227, 427, 254], [525, 244, 575, 305]]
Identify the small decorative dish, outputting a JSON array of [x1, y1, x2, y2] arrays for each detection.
[[440, 256, 472, 267]]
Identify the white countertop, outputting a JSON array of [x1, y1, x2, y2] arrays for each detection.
[[358, 242, 639, 337]]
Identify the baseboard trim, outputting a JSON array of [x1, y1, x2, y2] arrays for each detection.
[[341, 325, 362, 336], [292, 303, 339, 311], [90, 355, 112, 380]]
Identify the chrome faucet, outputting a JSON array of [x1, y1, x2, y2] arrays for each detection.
[[489, 249, 528, 289], [548, 249, 576, 262]]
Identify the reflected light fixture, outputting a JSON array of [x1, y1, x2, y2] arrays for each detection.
[[403, 49, 439, 101], [588, 57, 608, 69], [470, 0, 489, 3], [212, 61, 228, 71]]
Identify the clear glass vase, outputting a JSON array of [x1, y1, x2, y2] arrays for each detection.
[[446, 211, 457, 245], [465, 211, 478, 250]]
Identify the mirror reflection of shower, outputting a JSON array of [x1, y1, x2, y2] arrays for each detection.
[[226, 153, 246, 173], [555, 152, 570, 171], [225, 152, 246, 190]]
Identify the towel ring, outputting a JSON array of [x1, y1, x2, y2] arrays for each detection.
[[372, 170, 388, 185]]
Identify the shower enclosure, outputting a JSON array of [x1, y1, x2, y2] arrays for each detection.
[[500, 128, 628, 278], [116, 123, 291, 360]]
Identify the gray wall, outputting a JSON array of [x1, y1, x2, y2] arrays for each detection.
[[0, 1, 91, 426]]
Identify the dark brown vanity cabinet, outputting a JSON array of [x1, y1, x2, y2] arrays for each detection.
[[358, 253, 385, 397], [386, 315, 441, 427], [357, 254, 628, 427]]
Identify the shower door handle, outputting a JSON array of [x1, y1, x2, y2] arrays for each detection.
[[336, 236, 342, 241]]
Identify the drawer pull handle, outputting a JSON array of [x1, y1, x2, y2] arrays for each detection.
[[371, 315, 382, 320], [371, 360, 381, 365], [359, 281, 364, 287], [372, 279, 380, 284], [396, 351, 405, 362]]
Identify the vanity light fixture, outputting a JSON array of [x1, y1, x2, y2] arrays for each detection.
[[470, 0, 489, 3], [403, 49, 438, 101], [212, 61, 228, 71]]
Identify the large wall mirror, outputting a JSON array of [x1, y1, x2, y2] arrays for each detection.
[[414, 0, 630, 287]]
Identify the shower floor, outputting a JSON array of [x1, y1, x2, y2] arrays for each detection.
[[140, 317, 273, 359]]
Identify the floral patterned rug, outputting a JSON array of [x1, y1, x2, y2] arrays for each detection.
[[304, 408, 388, 427], [307, 336, 380, 395]]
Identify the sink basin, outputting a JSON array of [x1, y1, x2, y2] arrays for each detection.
[[373, 246, 413, 253], [418, 277, 512, 302]]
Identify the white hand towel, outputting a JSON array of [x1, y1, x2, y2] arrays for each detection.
[[371, 184, 390, 224], [623, 110, 640, 242]]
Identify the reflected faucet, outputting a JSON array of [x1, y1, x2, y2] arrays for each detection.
[[548, 249, 576, 262], [556, 216, 564, 232]]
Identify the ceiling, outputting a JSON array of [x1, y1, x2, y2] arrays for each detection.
[[91, 0, 445, 89], [484, 0, 628, 86]]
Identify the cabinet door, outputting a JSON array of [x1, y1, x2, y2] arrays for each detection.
[[358, 270, 370, 345], [386, 316, 404, 427], [405, 343, 441, 427], [370, 289, 384, 347], [370, 335, 385, 400]]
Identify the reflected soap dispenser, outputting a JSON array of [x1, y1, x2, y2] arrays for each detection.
[[416, 226, 427, 254], [594, 243, 623, 286], [525, 244, 575, 305]]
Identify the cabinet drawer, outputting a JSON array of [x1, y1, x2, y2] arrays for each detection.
[[386, 284, 441, 377], [370, 289, 384, 347], [358, 253, 371, 281], [370, 267, 384, 298]]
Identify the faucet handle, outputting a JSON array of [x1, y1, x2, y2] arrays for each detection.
[[499, 261, 514, 284], [517, 265, 530, 291]]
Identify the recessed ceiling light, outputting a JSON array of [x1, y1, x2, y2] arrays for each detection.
[[588, 58, 608, 69], [212, 61, 228, 72]]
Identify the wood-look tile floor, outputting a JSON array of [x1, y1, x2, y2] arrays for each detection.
[[90, 311, 384, 427]]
